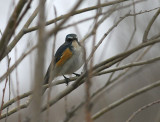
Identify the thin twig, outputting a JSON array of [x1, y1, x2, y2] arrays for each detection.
[[1, 37, 160, 119], [1, 77, 77, 111], [0, 58, 11, 117], [142, 8, 160, 42], [0, 101, 30, 120], [0, 45, 37, 83], [126, 99, 160, 122], [97, 56, 160, 76], [85, 1, 101, 121], [107, 0, 137, 82], [93, 38, 160, 74], [0, 0, 135, 62], [5, 55, 11, 122], [25, 0, 131, 33], [92, 80, 160, 120], [87, 12, 130, 63], [41, 38, 160, 112], [15, 46, 21, 122], [63, 102, 84, 122], [91, 44, 154, 102]]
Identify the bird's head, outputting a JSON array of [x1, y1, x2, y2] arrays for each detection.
[[65, 34, 78, 43]]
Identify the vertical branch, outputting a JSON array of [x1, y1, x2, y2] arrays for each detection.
[[64, 96, 68, 119], [0, 0, 27, 59], [5, 55, 11, 122], [83, 41, 91, 122], [85, 1, 101, 122], [31, 0, 46, 122], [15, 46, 21, 122], [0, 58, 11, 118], [45, 6, 58, 122], [2, 6, 39, 60]]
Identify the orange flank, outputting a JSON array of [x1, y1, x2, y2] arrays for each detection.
[[56, 48, 72, 67]]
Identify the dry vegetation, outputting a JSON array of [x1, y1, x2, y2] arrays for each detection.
[[0, 0, 160, 122]]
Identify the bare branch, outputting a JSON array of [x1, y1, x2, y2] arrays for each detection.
[[0, 45, 37, 83], [142, 8, 160, 42], [1, 7, 39, 61], [0, 0, 27, 59], [97, 56, 160, 76], [93, 38, 160, 74], [30, 0, 46, 121], [92, 79, 160, 120], [1, 36, 160, 119], [25, 0, 131, 33], [0, 58, 10, 117], [126, 99, 160, 122]]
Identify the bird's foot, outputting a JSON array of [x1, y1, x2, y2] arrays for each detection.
[[73, 73, 80, 77], [63, 75, 70, 86]]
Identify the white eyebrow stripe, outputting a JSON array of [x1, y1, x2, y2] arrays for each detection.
[[68, 37, 73, 38]]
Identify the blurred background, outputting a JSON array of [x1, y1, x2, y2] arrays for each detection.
[[0, 0, 160, 122]]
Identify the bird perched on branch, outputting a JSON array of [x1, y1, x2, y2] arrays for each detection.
[[43, 34, 84, 91]]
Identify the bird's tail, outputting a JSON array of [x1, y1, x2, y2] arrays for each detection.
[[42, 65, 55, 94], [43, 68, 50, 86]]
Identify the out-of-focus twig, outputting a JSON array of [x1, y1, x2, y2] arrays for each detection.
[[0, 0, 27, 59], [1, 6, 39, 61], [25, 0, 131, 34], [15, 46, 21, 121], [92, 80, 160, 120], [63, 102, 84, 122], [0, 0, 146, 61], [45, 5, 58, 122], [15, 0, 33, 29], [46, 0, 83, 40], [1, 77, 77, 111], [5, 55, 11, 122], [1, 37, 160, 119], [0, 101, 30, 120], [126, 99, 160, 122], [107, 0, 137, 82], [149, 32, 160, 40], [41, 37, 160, 112], [0, 45, 37, 83], [0, 58, 11, 118], [85, 1, 101, 121], [93, 37, 160, 74], [30, 0, 46, 121], [97, 56, 160, 76], [91, 44, 154, 102], [88, 35, 159, 101], [87, 12, 130, 62], [0, 30, 2, 36]]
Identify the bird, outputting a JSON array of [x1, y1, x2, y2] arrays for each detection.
[[43, 34, 84, 90]]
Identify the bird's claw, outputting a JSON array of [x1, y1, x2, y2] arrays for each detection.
[[63, 75, 70, 86], [73, 73, 80, 77]]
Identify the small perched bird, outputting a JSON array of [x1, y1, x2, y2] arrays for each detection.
[[43, 34, 84, 88]]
